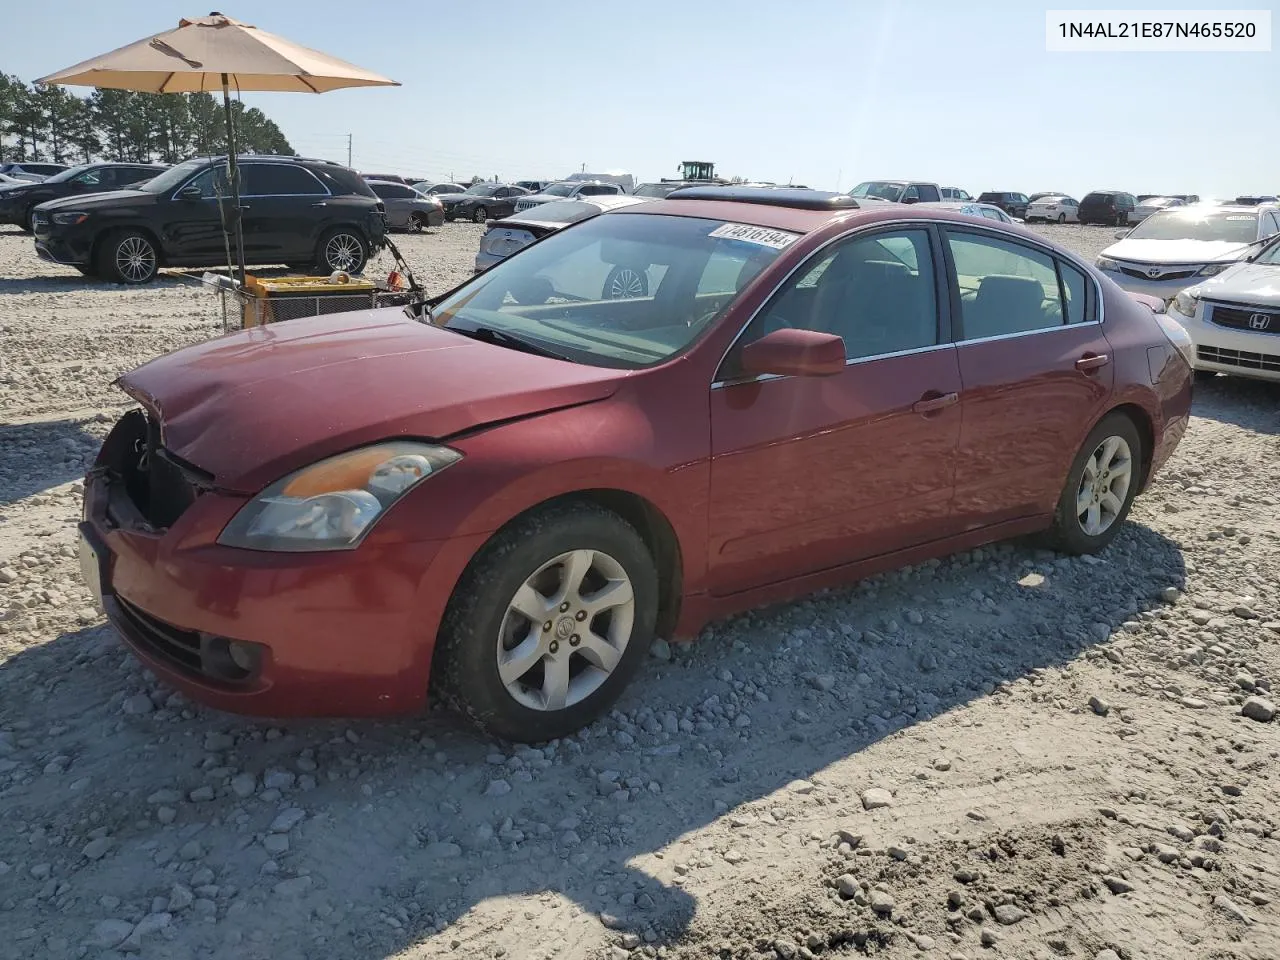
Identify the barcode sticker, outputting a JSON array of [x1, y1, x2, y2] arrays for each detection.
[[708, 223, 800, 249]]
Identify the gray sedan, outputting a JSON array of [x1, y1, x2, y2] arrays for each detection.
[[367, 180, 445, 231]]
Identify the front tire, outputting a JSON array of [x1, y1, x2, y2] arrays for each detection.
[[96, 230, 158, 285], [316, 228, 368, 274], [22, 208, 37, 233], [1044, 413, 1143, 555], [472, 205, 488, 224], [434, 501, 658, 743]]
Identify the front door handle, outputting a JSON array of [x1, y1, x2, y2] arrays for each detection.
[[1075, 353, 1110, 372], [912, 391, 959, 414], [310, 201, 326, 207]]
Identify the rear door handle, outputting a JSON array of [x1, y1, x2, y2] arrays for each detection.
[[912, 391, 959, 414], [1075, 353, 1110, 372]]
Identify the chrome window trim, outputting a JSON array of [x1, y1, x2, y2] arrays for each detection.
[[708, 217, 1106, 390], [171, 162, 332, 201]]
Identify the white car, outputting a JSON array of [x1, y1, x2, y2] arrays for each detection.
[[1132, 196, 1186, 222], [1166, 235, 1280, 382], [920, 200, 1018, 223], [1026, 196, 1079, 223], [474, 195, 653, 273], [1095, 204, 1280, 302]]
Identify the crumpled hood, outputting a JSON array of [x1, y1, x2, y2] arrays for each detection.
[[1102, 237, 1250, 265], [1190, 261, 1280, 308], [116, 310, 626, 493]]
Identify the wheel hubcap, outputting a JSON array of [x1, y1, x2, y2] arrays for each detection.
[[496, 548, 635, 712], [608, 268, 645, 299], [325, 234, 362, 270], [116, 237, 155, 282], [1075, 435, 1133, 536]]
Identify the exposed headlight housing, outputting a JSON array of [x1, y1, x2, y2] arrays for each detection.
[[1095, 256, 1121, 272], [1196, 262, 1233, 277], [52, 211, 89, 225], [217, 441, 462, 552], [1172, 289, 1200, 318]]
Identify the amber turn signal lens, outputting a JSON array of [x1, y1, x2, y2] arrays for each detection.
[[281, 448, 390, 497]]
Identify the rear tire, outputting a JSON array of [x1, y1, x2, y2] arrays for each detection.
[[409, 213, 428, 232], [316, 228, 368, 274], [1057, 213, 1066, 224], [96, 229, 159, 285], [433, 501, 658, 743], [1044, 413, 1143, 555]]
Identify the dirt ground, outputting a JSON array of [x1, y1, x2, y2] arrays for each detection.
[[0, 222, 1277, 960]]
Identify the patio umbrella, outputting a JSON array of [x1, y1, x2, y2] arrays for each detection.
[[36, 12, 398, 285]]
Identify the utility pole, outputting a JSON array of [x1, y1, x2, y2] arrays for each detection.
[[347, 133, 352, 168], [581, 162, 586, 173]]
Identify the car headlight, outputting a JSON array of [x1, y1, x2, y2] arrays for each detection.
[[1096, 257, 1121, 272], [1172, 289, 1199, 318], [1196, 262, 1232, 277], [217, 441, 462, 552], [52, 211, 89, 225]]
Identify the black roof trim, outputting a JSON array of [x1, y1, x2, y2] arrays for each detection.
[[664, 186, 860, 210]]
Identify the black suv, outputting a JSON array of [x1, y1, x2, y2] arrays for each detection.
[[33, 155, 388, 284], [977, 191, 1030, 219], [0, 162, 166, 231], [1078, 190, 1137, 226]]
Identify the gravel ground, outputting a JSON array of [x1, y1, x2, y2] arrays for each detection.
[[1, 222, 1278, 960]]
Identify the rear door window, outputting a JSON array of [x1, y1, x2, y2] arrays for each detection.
[[243, 164, 326, 196], [946, 230, 1067, 339]]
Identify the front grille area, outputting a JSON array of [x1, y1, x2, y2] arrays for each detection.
[[1198, 345, 1280, 373], [113, 596, 203, 675], [105, 409, 203, 529], [1119, 265, 1197, 282], [1210, 304, 1280, 334], [110, 596, 259, 686]]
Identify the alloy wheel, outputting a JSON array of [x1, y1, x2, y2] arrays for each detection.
[[1075, 435, 1133, 536], [409, 214, 426, 232], [115, 236, 156, 283], [495, 549, 635, 712], [324, 233, 363, 271], [607, 268, 646, 299]]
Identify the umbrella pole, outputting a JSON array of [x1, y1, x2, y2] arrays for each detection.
[[221, 73, 247, 289]]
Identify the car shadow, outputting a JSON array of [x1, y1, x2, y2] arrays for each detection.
[[0, 523, 1186, 957], [0, 417, 101, 509], [1191, 374, 1280, 435]]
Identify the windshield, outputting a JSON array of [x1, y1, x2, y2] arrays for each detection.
[[45, 165, 94, 184], [1255, 237, 1280, 265], [465, 183, 502, 196], [633, 183, 678, 198], [510, 200, 600, 224], [430, 213, 794, 369], [541, 182, 578, 197], [849, 181, 905, 201], [1127, 211, 1258, 243], [136, 158, 206, 194]]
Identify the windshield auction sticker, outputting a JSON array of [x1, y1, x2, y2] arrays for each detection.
[[709, 223, 800, 249]]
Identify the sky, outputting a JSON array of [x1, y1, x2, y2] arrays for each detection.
[[1, 1, 1275, 199]]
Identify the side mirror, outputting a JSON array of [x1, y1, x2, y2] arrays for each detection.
[[901, 196, 919, 204], [740, 328, 846, 378], [1114, 230, 1130, 240], [178, 186, 203, 201]]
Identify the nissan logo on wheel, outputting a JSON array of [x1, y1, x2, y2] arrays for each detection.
[[1249, 313, 1272, 331]]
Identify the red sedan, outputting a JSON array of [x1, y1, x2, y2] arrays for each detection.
[[79, 187, 1193, 742]]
